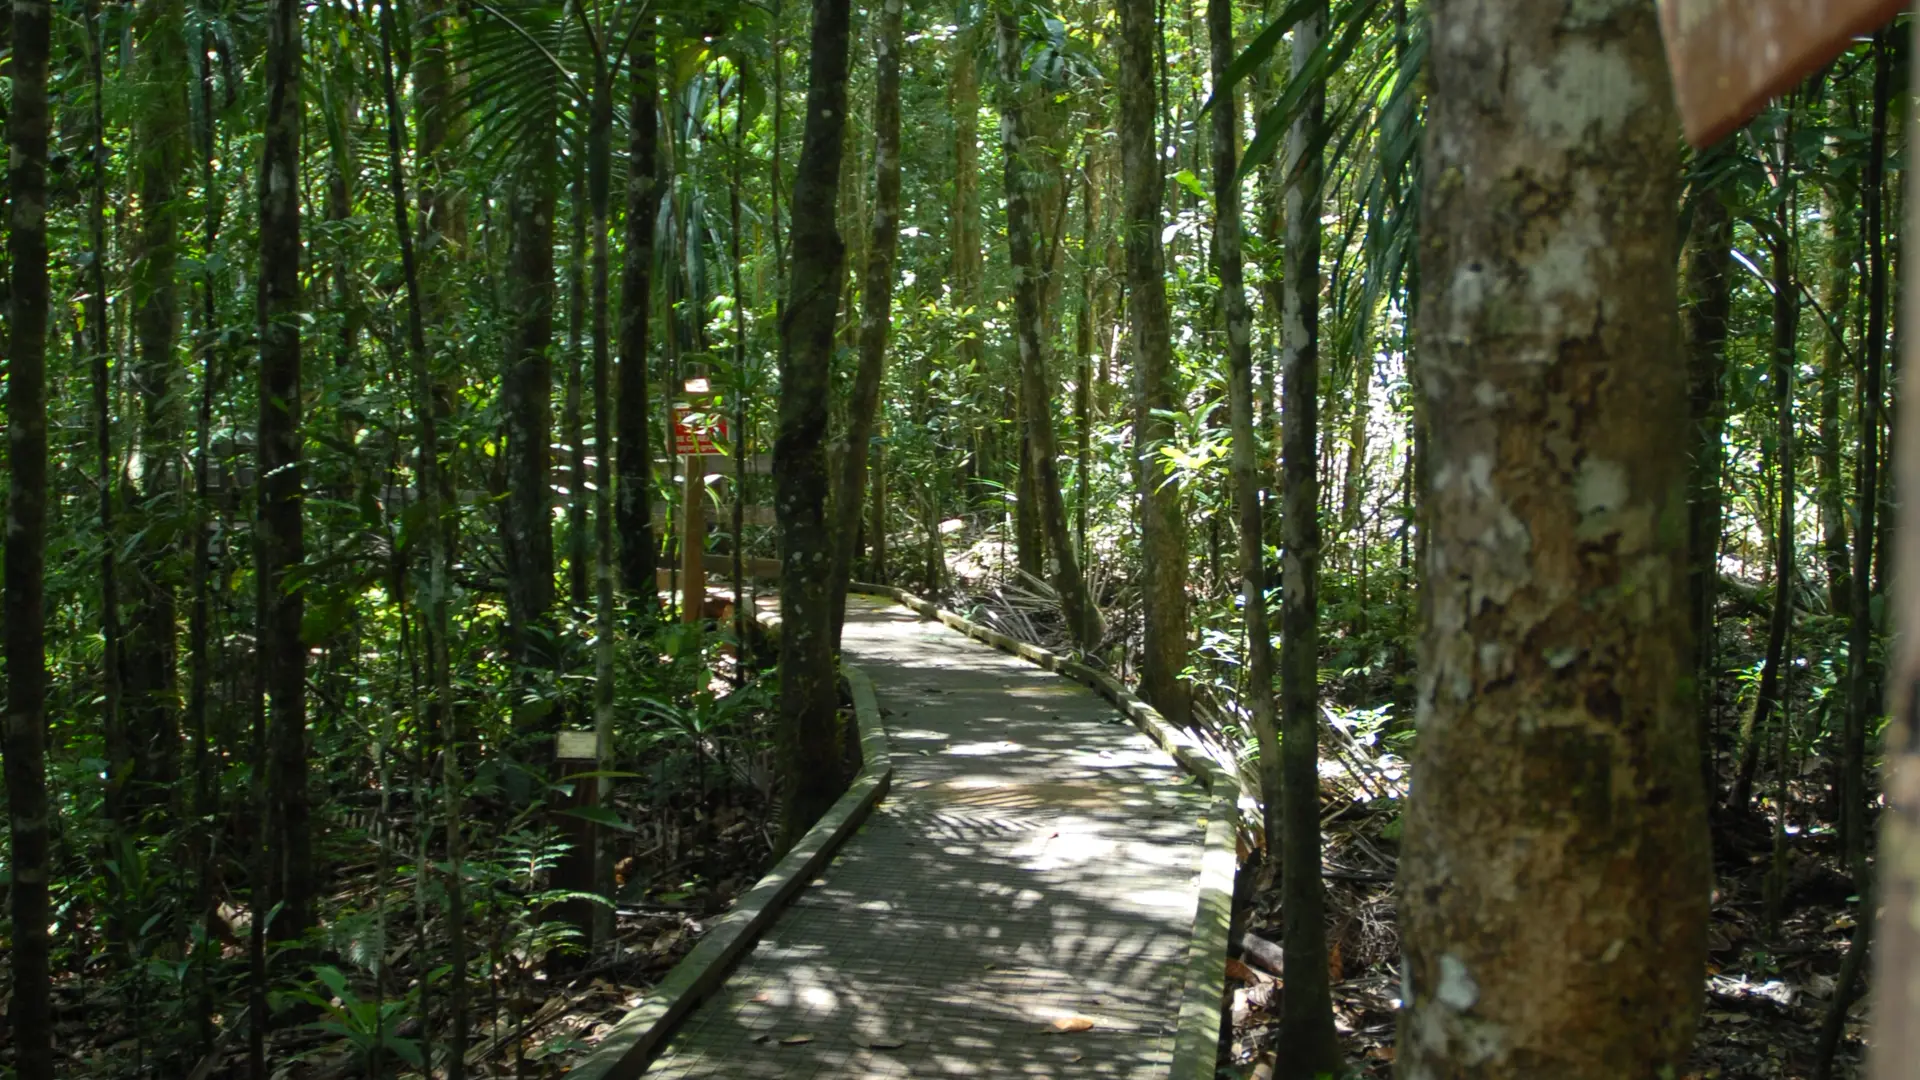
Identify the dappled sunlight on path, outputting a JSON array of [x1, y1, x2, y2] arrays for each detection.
[[643, 596, 1209, 1078]]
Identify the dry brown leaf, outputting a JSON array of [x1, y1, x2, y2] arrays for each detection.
[[751, 991, 772, 1003], [1050, 1016, 1096, 1033], [780, 1034, 814, 1045], [851, 1034, 906, 1049], [1226, 958, 1257, 983]]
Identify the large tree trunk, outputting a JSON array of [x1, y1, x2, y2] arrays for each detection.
[[830, 0, 905, 646], [4, 0, 53, 1072], [617, 23, 660, 609], [1872, 21, 1920, 1073], [1275, 3, 1340, 1074], [1117, 0, 1189, 726], [503, 146, 558, 679], [1733, 127, 1800, 815], [1843, 30, 1891, 870], [995, 10, 1103, 651], [1684, 175, 1733, 799], [258, 0, 311, 942], [123, 0, 189, 829], [1208, 0, 1282, 865], [1399, 1, 1710, 1076], [775, 0, 852, 842]]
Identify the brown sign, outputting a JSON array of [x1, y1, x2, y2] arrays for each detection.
[[1657, 0, 1903, 147]]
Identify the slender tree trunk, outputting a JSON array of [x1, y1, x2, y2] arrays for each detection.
[[1733, 128, 1799, 815], [1400, 2, 1710, 1075], [123, 0, 189, 828], [730, 85, 751, 667], [504, 134, 558, 683], [1685, 176, 1733, 800], [258, 0, 311, 944], [1075, 163, 1097, 567], [0, 2, 10, 315], [775, 0, 853, 842], [1843, 30, 1890, 870], [830, 0, 905, 645], [871, 438, 888, 581], [188, 28, 221, 1047], [996, 10, 1103, 651], [414, 0, 466, 309], [618, 22, 660, 609], [566, 166, 591, 610], [950, 26, 985, 509], [4, 0, 53, 1072], [1818, 188, 1852, 619], [585, 22, 620, 954], [1118, 0, 1190, 725], [1274, 2, 1339, 1073], [1208, 0, 1281, 859], [375, 3, 463, 1068], [84, 0, 127, 882]]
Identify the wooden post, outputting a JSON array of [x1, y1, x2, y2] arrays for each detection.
[[681, 454, 706, 622], [551, 729, 600, 966]]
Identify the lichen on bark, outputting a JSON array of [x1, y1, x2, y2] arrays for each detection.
[[1399, 1, 1711, 1076]]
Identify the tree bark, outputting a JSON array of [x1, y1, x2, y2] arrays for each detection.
[[188, 26, 221, 1045], [618, 23, 660, 610], [565, 166, 591, 610], [258, 0, 311, 942], [1818, 184, 1852, 620], [775, 0, 853, 842], [1843, 30, 1890, 870], [1733, 125, 1799, 815], [950, 25, 984, 513], [84, 0, 127, 869], [1400, 1, 1710, 1075], [123, 0, 190, 828], [374, 0, 463, 1066], [4, 0, 53, 1072], [995, 10, 1103, 651], [1684, 174, 1732, 800], [1870, 19, 1920, 1072], [584, 10, 619, 954], [1275, 3, 1340, 1074], [830, 0, 905, 646], [503, 141, 558, 679], [1208, 0, 1282, 875], [1117, 0, 1190, 725]]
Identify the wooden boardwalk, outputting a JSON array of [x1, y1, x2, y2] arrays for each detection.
[[640, 595, 1210, 1078]]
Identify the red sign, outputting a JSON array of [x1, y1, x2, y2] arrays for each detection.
[[1658, 0, 1902, 147], [673, 405, 728, 456]]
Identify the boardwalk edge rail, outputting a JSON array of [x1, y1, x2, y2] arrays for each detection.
[[566, 612, 890, 1080], [847, 581, 1240, 1080]]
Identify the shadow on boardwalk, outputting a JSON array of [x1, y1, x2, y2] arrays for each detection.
[[643, 597, 1208, 1079]]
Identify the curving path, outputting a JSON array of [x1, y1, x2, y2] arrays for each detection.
[[640, 595, 1210, 1078]]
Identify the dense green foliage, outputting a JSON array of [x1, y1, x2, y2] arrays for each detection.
[[0, 0, 1907, 1075]]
